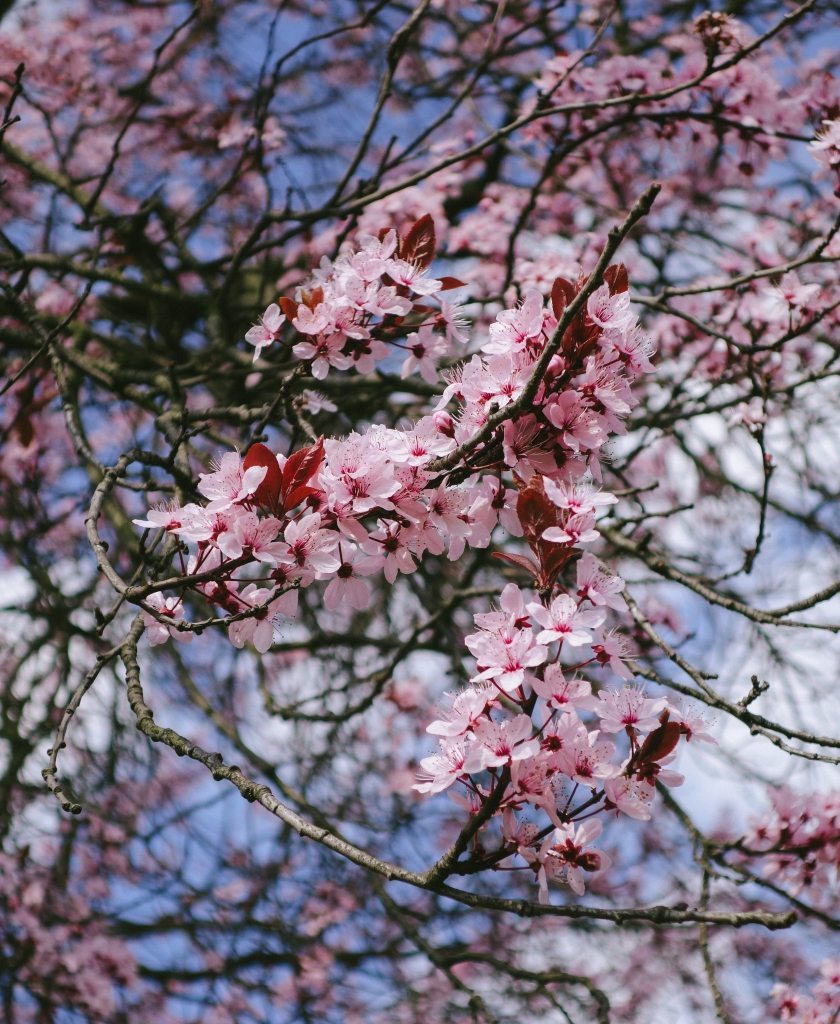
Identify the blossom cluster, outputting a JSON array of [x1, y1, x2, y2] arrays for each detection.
[[0, 853, 137, 1018], [810, 119, 840, 193], [133, 219, 700, 899], [742, 788, 840, 907], [772, 958, 840, 1024], [136, 222, 650, 650], [245, 214, 464, 382], [415, 577, 715, 900]]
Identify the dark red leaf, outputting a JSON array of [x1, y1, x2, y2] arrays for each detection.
[[280, 437, 325, 511], [491, 551, 541, 580], [15, 413, 34, 447], [9, 379, 49, 448], [243, 443, 282, 512], [516, 479, 557, 545], [402, 214, 436, 269], [551, 276, 576, 320], [299, 286, 324, 311], [278, 297, 298, 320], [604, 263, 629, 294], [515, 478, 572, 587], [284, 484, 321, 511], [438, 276, 466, 291], [637, 720, 682, 765]]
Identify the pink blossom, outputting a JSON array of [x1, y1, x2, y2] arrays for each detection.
[[349, 230, 398, 280], [133, 501, 184, 533], [603, 776, 654, 820], [342, 335, 391, 375], [501, 808, 541, 853], [486, 291, 545, 353], [610, 325, 656, 375], [390, 416, 455, 466], [197, 452, 268, 512], [464, 714, 541, 772], [542, 510, 600, 545], [479, 476, 523, 535], [277, 512, 341, 581], [671, 704, 718, 745], [466, 623, 548, 693], [437, 299, 469, 344], [424, 483, 471, 540], [500, 415, 558, 475], [299, 389, 337, 414], [293, 332, 352, 378], [586, 283, 633, 332], [523, 818, 610, 902], [170, 503, 216, 543], [383, 256, 442, 295], [426, 685, 497, 737], [362, 520, 417, 583], [810, 118, 840, 170], [322, 545, 378, 610], [532, 665, 599, 711], [473, 582, 530, 632], [480, 353, 531, 410], [543, 392, 608, 452], [595, 686, 668, 734], [544, 819, 611, 896], [592, 629, 634, 680], [292, 302, 332, 336], [228, 584, 298, 653], [576, 358, 634, 421], [575, 552, 626, 610], [413, 740, 470, 794], [527, 594, 605, 647], [360, 282, 412, 317], [216, 510, 285, 564], [553, 726, 616, 787], [543, 479, 618, 515], [321, 434, 398, 514], [400, 325, 449, 384], [761, 271, 821, 320], [507, 758, 557, 815], [141, 592, 192, 646], [218, 113, 256, 150], [742, 789, 839, 903], [245, 302, 285, 359], [539, 709, 589, 760]]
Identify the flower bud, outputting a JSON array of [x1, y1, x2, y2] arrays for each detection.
[[433, 410, 455, 437]]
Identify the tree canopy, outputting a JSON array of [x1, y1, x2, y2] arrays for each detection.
[[1, 1, 839, 1021]]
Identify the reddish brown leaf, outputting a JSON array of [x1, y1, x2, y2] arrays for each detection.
[[286, 484, 320, 510], [516, 479, 557, 545], [438, 276, 466, 291], [9, 379, 44, 447], [243, 443, 282, 512], [637, 720, 682, 765], [299, 286, 324, 311], [515, 477, 573, 587], [402, 214, 436, 269], [278, 297, 298, 320], [551, 276, 576, 320], [281, 437, 325, 511], [604, 263, 629, 294], [14, 413, 34, 447], [491, 551, 541, 580]]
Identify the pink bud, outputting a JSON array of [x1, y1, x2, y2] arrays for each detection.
[[433, 410, 455, 437]]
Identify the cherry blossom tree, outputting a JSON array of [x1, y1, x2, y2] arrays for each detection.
[[1, 0, 839, 1021]]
